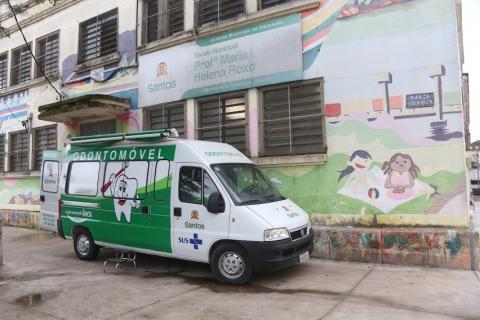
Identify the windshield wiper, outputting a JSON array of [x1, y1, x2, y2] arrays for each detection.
[[266, 195, 286, 202], [239, 199, 265, 205]]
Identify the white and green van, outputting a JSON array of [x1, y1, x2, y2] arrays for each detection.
[[54, 129, 313, 284]]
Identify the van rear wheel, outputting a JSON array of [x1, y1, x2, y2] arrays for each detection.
[[73, 230, 99, 261], [211, 243, 253, 285]]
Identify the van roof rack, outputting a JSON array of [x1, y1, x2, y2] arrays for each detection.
[[70, 129, 179, 145]]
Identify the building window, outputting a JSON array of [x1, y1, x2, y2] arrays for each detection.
[[260, 80, 325, 156], [145, 102, 185, 137], [79, 119, 116, 136], [258, 0, 293, 9], [196, 0, 245, 27], [0, 53, 7, 90], [143, 0, 184, 43], [0, 134, 5, 172], [78, 9, 118, 64], [11, 44, 31, 86], [35, 32, 59, 78], [9, 130, 29, 172], [33, 125, 57, 171], [197, 92, 247, 153]]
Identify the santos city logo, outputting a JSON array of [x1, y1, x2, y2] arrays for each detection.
[[148, 62, 176, 93], [157, 62, 167, 77]]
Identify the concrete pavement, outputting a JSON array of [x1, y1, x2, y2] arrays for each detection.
[[1, 226, 480, 320]]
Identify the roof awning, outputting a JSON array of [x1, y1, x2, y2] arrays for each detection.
[[38, 94, 130, 123]]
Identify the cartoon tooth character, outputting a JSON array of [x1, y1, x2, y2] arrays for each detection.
[[104, 162, 141, 223]]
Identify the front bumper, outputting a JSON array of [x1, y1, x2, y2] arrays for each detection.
[[239, 228, 314, 271]]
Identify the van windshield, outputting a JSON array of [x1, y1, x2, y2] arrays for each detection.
[[211, 164, 285, 205]]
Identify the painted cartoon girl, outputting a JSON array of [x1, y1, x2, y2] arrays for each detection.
[[382, 153, 420, 200], [338, 150, 379, 194]]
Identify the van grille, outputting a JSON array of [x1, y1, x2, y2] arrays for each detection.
[[290, 226, 308, 241]]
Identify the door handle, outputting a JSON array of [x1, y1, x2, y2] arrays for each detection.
[[40, 195, 45, 202], [174, 207, 182, 217], [141, 206, 149, 214]]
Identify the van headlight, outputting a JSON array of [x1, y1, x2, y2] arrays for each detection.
[[264, 228, 290, 241]]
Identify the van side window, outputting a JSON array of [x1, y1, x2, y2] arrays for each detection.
[[67, 161, 100, 196], [103, 161, 148, 200], [179, 166, 202, 204], [179, 166, 221, 206], [154, 160, 170, 201]]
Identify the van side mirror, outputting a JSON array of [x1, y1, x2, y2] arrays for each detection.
[[206, 192, 225, 214]]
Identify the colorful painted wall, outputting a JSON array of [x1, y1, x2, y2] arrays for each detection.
[[264, 0, 468, 227]]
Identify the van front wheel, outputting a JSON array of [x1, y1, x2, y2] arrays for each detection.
[[73, 230, 99, 261], [211, 243, 253, 285]]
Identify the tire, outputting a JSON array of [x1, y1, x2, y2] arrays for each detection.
[[210, 243, 253, 285], [73, 229, 99, 261]]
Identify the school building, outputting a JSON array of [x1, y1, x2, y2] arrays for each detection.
[[0, 0, 476, 269]]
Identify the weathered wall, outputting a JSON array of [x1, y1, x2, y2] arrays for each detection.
[[264, 0, 469, 228], [312, 226, 477, 270]]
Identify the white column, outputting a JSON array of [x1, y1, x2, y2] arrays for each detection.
[[185, 99, 196, 139], [184, 0, 195, 32], [245, 0, 258, 14], [247, 88, 259, 158]]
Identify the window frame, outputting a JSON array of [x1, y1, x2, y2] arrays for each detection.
[[142, 0, 185, 44], [35, 30, 60, 78], [178, 166, 220, 208], [78, 8, 119, 64], [196, 91, 249, 154], [33, 124, 58, 172], [102, 160, 150, 200], [10, 43, 32, 87], [0, 51, 8, 90], [196, 0, 246, 27], [144, 101, 186, 137], [8, 129, 30, 173], [66, 160, 101, 197], [259, 78, 326, 157]]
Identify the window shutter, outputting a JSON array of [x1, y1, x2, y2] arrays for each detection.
[[198, 93, 247, 153], [148, 102, 185, 137], [262, 80, 325, 156], [79, 119, 116, 136], [36, 33, 59, 77], [168, 0, 184, 35], [259, 0, 290, 10], [262, 86, 290, 156], [79, 9, 117, 63], [0, 53, 7, 90], [144, 0, 184, 44], [290, 81, 324, 154], [197, 0, 245, 26], [11, 45, 31, 86], [9, 131, 29, 172], [33, 126, 57, 171]]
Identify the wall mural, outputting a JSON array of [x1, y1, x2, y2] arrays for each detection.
[[0, 178, 41, 205], [265, 0, 468, 227], [61, 30, 139, 109], [0, 90, 29, 134]]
